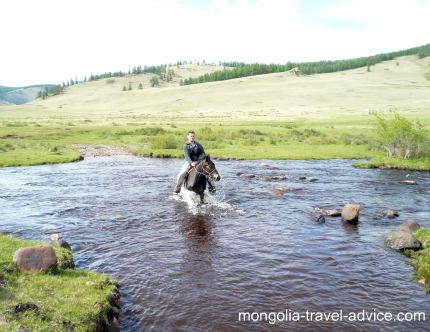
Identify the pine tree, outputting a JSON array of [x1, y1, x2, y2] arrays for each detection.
[[138, 83, 143, 89]]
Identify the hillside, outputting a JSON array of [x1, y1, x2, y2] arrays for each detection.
[[0, 56, 429, 169], [2, 56, 429, 124], [0, 85, 52, 105]]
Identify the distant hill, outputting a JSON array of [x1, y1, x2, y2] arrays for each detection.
[[0, 85, 53, 105]]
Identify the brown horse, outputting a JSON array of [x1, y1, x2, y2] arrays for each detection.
[[184, 155, 221, 203]]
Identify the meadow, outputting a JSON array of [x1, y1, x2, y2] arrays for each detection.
[[0, 57, 429, 169]]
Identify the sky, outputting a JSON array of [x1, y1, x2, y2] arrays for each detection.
[[1, 0, 430, 86]]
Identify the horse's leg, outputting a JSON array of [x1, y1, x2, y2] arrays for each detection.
[[199, 192, 204, 204]]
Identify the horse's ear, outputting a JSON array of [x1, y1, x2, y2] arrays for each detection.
[[206, 154, 210, 161]]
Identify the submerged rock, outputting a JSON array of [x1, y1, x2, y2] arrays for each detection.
[[299, 176, 318, 182], [322, 209, 341, 217], [385, 230, 422, 251], [272, 175, 288, 180], [271, 189, 284, 197], [13, 245, 57, 272], [341, 204, 360, 223], [259, 175, 272, 181], [401, 180, 417, 185], [239, 173, 256, 179], [315, 214, 326, 224], [382, 209, 399, 219]]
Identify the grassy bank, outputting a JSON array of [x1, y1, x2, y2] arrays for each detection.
[[0, 234, 118, 331], [353, 157, 430, 171], [413, 228, 430, 292], [0, 118, 427, 170], [0, 119, 381, 167]]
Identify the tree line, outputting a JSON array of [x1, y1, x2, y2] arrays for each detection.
[[181, 43, 430, 85]]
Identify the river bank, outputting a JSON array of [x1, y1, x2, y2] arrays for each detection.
[[0, 234, 120, 331]]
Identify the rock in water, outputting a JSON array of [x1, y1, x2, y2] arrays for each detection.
[[239, 173, 256, 179], [13, 245, 57, 272], [50, 233, 72, 251], [341, 204, 360, 223], [315, 214, 326, 224], [323, 209, 341, 217], [397, 220, 420, 233], [385, 230, 422, 251], [382, 209, 399, 219]]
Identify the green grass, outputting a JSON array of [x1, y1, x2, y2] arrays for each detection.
[[0, 57, 429, 169], [0, 140, 82, 167], [0, 234, 117, 331], [413, 228, 430, 292], [0, 120, 427, 169], [353, 157, 430, 171]]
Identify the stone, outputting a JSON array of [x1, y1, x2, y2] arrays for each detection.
[[307, 177, 318, 182], [401, 180, 416, 185], [385, 230, 422, 250], [315, 214, 326, 224], [50, 233, 72, 251], [382, 209, 399, 219], [397, 220, 420, 233], [50, 233, 60, 242], [323, 209, 341, 217], [13, 245, 57, 272], [341, 204, 360, 223], [272, 175, 288, 180], [239, 173, 256, 179], [271, 190, 284, 197], [259, 175, 272, 181]]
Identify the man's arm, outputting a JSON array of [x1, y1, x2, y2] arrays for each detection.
[[183, 144, 192, 164]]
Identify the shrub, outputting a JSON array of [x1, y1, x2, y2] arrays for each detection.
[[374, 111, 428, 158], [150, 76, 159, 87]]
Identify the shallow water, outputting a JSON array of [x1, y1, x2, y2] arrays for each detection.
[[1, 156, 429, 331]]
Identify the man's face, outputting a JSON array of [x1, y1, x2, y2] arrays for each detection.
[[188, 133, 195, 143]]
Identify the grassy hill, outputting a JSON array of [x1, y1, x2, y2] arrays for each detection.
[[0, 57, 429, 169], [0, 85, 53, 105]]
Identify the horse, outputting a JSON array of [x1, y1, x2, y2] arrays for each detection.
[[183, 155, 221, 204]]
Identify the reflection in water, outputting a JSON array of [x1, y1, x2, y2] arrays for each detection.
[[341, 220, 359, 235], [0, 156, 430, 332]]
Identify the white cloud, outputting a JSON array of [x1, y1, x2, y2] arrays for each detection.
[[1, 0, 429, 86]]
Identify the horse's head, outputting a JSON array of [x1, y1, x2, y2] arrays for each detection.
[[199, 155, 221, 181]]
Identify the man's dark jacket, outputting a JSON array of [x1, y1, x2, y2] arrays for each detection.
[[183, 141, 206, 164]]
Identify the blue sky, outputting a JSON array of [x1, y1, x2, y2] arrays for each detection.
[[1, 0, 429, 86]]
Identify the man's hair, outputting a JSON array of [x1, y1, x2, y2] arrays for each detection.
[[188, 130, 195, 135]]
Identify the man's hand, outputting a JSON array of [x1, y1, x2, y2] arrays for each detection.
[[190, 162, 196, 167]]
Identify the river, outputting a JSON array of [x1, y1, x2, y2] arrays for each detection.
[[0, 156, 429, 331]]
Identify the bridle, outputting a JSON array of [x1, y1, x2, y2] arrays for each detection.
[[189, 160, 218, 179]]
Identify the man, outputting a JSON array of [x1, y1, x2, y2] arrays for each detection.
[[174, 130, 215, 194]]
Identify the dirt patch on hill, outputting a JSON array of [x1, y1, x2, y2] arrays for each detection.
[[72, 144, 131, 157]]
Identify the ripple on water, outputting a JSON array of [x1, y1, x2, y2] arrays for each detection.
[[0, 156, 429, 331]]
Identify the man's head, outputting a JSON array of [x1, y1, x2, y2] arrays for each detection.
[[188, 130, 195, 144]]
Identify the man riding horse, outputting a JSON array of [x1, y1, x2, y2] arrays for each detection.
[[174, 130, 216, 194]]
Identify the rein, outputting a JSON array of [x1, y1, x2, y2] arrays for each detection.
[[188, 161, 217, 178]]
